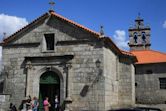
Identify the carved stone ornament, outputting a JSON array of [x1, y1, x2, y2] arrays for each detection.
[[26, 60, 32, 69]]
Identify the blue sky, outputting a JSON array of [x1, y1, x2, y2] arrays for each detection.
[[0, 0, 166, 52]]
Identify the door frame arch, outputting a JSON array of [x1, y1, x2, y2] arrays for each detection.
[[39, 71, 60, 111], [37, 67, 65, 105]]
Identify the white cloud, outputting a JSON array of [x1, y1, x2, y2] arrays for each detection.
[[0, 13, 28, 39], [163, 20, 166, 28], [0, 14, 28, 70], [113, 30, 129, 50]]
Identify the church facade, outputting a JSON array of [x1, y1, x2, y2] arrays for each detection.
[[0, 10, 136, 111]]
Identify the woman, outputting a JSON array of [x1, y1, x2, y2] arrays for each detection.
[[43, 97, 50, 111]]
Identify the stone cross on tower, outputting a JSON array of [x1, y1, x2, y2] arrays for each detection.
[[49, 0, 55, 11], [138, 12, 141, 17]]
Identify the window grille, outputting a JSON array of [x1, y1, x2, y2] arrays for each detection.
[[159, 78, 166, 89]]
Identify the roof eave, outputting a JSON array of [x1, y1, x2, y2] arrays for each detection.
[[135, 61, 166, 65], [101, 37, 137, 63], [101, 37, 121, 55]]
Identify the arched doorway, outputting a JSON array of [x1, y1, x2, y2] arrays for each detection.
[[39, 71, 60, 111]]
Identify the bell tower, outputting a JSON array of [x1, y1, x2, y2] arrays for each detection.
[[128, 15, 151, 51]]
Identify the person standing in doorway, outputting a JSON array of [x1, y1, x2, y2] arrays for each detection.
[[54, 95, 59, 111], [43, 97, 51, 111], [32, 97, 39, 111]]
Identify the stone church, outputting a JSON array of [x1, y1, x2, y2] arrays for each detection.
[[0, 10, 136, 111], [128, 17, 166, 105], [0, 9, 166, 111]]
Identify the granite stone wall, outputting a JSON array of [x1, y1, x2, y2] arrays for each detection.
[[135, 63, 166, 104], [0, 94, 10, 111], [118, 58, 135, 107], [103, 47, 118, 110]]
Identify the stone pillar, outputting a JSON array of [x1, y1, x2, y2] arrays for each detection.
[[63, 63, 72, 111], [25, 60, 33, 97]]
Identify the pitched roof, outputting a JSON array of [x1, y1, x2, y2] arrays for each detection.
[[131, 50, 166, 64], [1, 10, 100, 45], [0, 10, 135, 59], [49, 11, 100, 37]]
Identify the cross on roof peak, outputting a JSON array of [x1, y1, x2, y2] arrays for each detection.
[[49, 0, 55, 11]]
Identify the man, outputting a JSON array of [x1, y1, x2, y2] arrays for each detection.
[[54, 95, 59, 111]]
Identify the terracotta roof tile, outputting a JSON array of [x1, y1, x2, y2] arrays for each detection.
[[131, 50, 166, 64]]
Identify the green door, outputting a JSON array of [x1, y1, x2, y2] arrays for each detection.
[[39, 71, 60, 111]]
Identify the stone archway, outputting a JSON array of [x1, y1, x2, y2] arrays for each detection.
[[39, 71, 60, 111]]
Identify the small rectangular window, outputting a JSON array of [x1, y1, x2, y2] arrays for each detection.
[[159, 78, 166, 89], [0, 82, 4, 93], [44, 34, 54, 50]]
